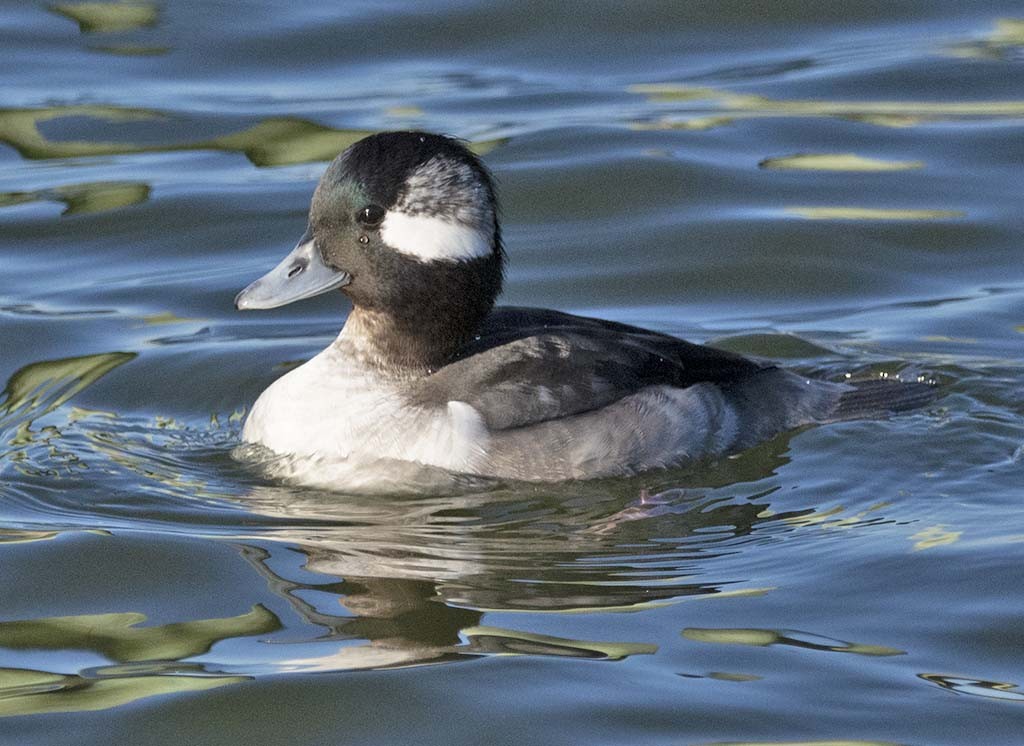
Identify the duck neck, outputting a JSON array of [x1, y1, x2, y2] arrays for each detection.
[[335, 252, 503, 374], [336, 308, 472, 373]]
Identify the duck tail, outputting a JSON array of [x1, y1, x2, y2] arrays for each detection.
[[830, 378, 938, 421]]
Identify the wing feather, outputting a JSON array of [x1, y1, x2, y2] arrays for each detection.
[[410, 307, 768, 431]]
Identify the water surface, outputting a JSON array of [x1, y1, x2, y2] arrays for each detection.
[[2, 2, 1024, 744]]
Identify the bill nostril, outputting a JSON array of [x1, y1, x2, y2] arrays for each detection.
[[287, 260, 307, 279]]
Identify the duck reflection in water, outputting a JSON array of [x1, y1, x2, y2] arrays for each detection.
[[230, 435, 804, 673]]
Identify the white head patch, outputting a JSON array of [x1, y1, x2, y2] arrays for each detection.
[[379, 155, 495, 263], [380, 212, 491, 262]]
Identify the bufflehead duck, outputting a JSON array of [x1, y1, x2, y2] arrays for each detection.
[[235, 131, 933, 486]]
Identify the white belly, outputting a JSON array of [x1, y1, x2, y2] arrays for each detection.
[[241, 344, 489, 477]]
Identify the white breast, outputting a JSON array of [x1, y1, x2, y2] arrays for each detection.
[[241, 340, 490, 480]]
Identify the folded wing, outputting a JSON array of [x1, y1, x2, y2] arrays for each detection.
[[412, 306, 770, 431]]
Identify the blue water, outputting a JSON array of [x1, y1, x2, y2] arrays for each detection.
[[2, 2, 1024, 743]]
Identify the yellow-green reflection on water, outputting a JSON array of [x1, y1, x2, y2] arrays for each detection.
[[385, 105, 426, 119], [910, 524, 962, 551], [0, 605, 279, 661], [766, 501, 892, 529], [0, 106, 506, 167], [682, 628, 904, 656], [704, 671, 762, 682], [462, 626, 656, 659], [136, 311, 202, 326], [0, 106, 372, 167], [0, 347, 237, 490], [629, 84, 1024, 129], [919, 674, 1024, 702], [0, 529, 61, 544], [0, 192, 35, 209], [0, 605, 279, 716], [0, 528, 109, 544], [785, 207, 964, 221], [55, 181, 150, 214], [0, 106, 159, 159], [0, 181, 150, 216], [683, 587, 775, 601], [760, 153, 924, 172], [1, 352, 136, 428], [49, 2, 159, 34], [208, 118, 376, 167], [1, 352, 135, 478], [0, 667, 244, 717], [947, 18, 1024, 59]]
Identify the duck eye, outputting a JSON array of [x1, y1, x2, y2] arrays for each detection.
[[357, 204, 385, 226]]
